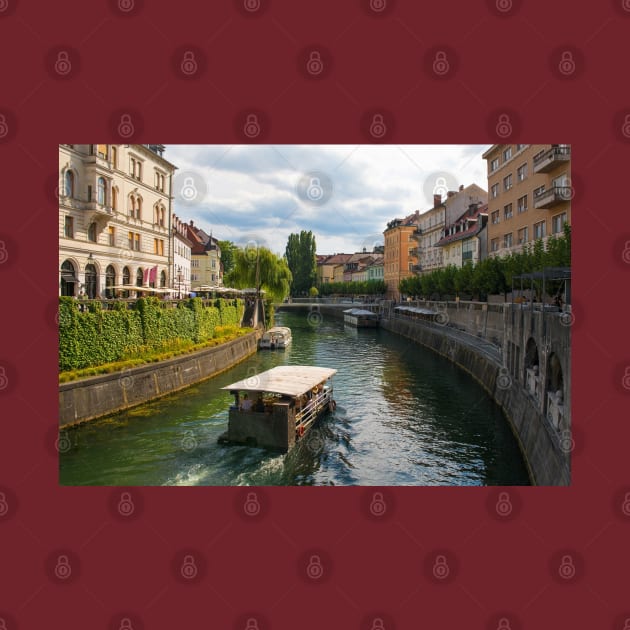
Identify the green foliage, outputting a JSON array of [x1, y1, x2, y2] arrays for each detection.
[[59, 297, 245, 371], [225, 246, 292, 302], [397, 229, 571, 301], [318, 279, 386, 296], [218, 240, 236, 275], [309, 286, 319, 297], [285, 230, 317, 296]]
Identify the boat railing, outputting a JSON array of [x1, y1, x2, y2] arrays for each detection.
[[295, 389, 332, 432]]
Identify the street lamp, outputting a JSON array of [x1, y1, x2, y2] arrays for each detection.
[[177, 265, 182, 300]]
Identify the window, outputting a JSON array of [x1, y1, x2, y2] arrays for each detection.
[[534, 221, 546, 240], [517, 195, 528, 213], [128, 231, 134, 249], [136, 197, 142, 220], [64, 216, 74, 238], [491, 238, 499, 252], [503, 147, 512, 162], [504, 203, 513, 219], [490, 157, 499, 172], [136, 268, 144, 287], [112, 187, 118, 212], [97, 144, 107, 159], [87, 185, 92, 202], [552, 212, 567, 234], [122, 266, 130, 285], [491, 210, 500, 224], [64, 170, 74, 197], [503, 233, 513, 248], [134, 233, 140, 251], [84, 264, 97, 299], [516, 144, 526, 151], [503, 174, 513, 191], [105, 265, 115, 298], [517, 163, 527, 182], [130, 158, 136, 177], [518, 227, 529, 244], [534, 184, 545, 197], [154, 239, 164, 256], [111, 146, 117, 169], [97, 177, 106, 205], [160, 270, 166, 288], [491, 183, 499, 199], [87, 222, 97, 242]]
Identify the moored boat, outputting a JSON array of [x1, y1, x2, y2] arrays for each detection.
[[259, 326, 292, 349], [343, 308, 379, 328], [217, 365, 337, 451]]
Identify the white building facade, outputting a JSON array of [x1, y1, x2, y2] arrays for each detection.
[[59, 144, 176, 298], [172, 214, 192, 297]]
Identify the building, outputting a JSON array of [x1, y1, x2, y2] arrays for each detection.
[[415, 184, 488, 274], [172, 213, 192, 298], [435, 203, 488, 268], [482, 144, 571, 258], [366, 260, 384, 282], [316, 253, 352, 285], [59, 144, 176, 298], [186, 220, 222, 288], [383, 211, 420, 300], [342, 251, 382, 283]]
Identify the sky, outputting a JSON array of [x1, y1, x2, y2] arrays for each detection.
[[165, 144, 491, 256]]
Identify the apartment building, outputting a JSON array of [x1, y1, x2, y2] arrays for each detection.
[[435, 203, 488, 268], [59, 144, 176, 298], [383, 211, 420, 300], [172, 213, 192, 297], [482, 144, 571, 257]]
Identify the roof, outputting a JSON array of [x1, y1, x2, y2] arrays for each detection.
[[222, 365, 337, 397], [343, 308, 377, 316], [318, 253, 352, 265], [394, 306, 438, 315]]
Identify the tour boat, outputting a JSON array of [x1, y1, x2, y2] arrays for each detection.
[[259, 326, 292, 349], [217, 365, 337, 451], [343, 308, 379, 328]]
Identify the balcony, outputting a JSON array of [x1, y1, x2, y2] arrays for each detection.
[[533, 186, 571, 209], [532, 146, 571, 173], [412, 264, 422, 272], [410, 227, 423, 239], [408, 247, 419, 256]]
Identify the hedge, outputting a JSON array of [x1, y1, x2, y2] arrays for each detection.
[[59, 297, 245, 371]]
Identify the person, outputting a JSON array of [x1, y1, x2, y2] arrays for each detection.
[[254, 395, 264, 412], [240, 393, 253, 412]]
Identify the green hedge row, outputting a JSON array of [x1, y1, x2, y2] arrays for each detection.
[[59, 297, 245, 371]]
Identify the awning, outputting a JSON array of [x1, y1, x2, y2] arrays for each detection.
[[61, 273, 76, 281], [222, 365, 337, 397]]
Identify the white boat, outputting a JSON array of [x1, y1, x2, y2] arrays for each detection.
[[218, 365, 337, 451], [259, 326, 292, 349], [343, 308, 379, 328]]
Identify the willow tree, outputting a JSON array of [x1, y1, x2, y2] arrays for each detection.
[[225, 246, 292, 302]]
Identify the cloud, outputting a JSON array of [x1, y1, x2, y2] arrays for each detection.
[[165, 144, 491, 255]]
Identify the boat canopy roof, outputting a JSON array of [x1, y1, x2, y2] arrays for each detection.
[[222, 365, 337, 397], [263, 326, 291, 335], [394, 305, 437, 315], [343, 308, 377, 316]]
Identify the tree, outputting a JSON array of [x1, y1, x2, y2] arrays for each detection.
[[225, 246, 292, 302], [285, 231, 317, 296], [218, 240, 236, 276]]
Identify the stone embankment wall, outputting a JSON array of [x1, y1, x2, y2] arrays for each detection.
[[59, 331, 260, 427]]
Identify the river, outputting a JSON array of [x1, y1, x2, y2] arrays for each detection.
[[59, 310, 531, 486]]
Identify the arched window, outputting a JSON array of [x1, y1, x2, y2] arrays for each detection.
[[64, 170, 74, 198], [160, 207, 166, 227], [136, 197, 142, 220], [105, 265, 116, 298], [97, 177, 106, 205], [129, 196, 135, 217], [136, 268, 144, 287], [60, 259, 76, 297], [111, 146, 117, 169], [122, 266, 130, 298], [87, 222, 97, 243], [84, 264, 97, 299], [160, 270, 166, 288], [112, 187, 118, 211]]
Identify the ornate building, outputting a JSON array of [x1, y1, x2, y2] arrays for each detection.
[[58, 144, 176, 298]]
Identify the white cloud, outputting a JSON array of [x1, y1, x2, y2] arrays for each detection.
[[165, 144, 491, 255]]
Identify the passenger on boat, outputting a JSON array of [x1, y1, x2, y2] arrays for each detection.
[[254, 395, 265, 412], [240, 394, 253, 412]]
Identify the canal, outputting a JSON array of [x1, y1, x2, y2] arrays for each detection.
[[59, 311, 531, 486]]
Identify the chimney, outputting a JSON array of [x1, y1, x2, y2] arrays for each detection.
[[447, 190, 457, 198], [433, 194, 441, 207], [189, 220, 194, 226], [459, 184, 464, 191]]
